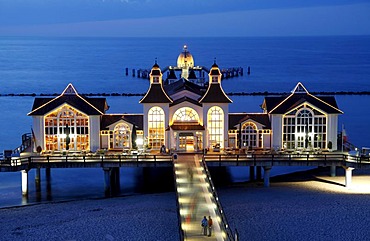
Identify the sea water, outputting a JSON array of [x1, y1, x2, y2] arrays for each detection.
[[0, 36, 370, 207]]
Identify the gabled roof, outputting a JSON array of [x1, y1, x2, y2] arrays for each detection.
[[170, 96, 202, 107], [265, 83, 342, 114], [199, 83, 232, 103], [228, 113, 270, 129], [139, 84, 172, 103], [101, 114, 143, 130], [28, 83, 107, 116], [164, 78, 203, 96]]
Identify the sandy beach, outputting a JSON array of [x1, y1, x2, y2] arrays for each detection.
[[1, 167, 370, 241]]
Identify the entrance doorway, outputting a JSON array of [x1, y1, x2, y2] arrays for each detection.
[[179, 133, 194, 151]]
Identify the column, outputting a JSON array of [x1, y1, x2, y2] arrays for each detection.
[[103, 168, 112, 197], [45, 168, 52, 200], [111, 167, 121, 195], [263, 166, 272, 187], [21, 170, 28, 197], [249, 166, 255, 181], [330, 165, 336, 177], [256, 166, 262, 180], [35, 168, 41, 192], [343, 166, 355, 188]]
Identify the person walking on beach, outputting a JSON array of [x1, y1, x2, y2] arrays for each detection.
[[208, 216, 213, 237], [201, 216, 208, 236]]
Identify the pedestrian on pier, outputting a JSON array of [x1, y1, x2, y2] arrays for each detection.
[[201, 216, 208, 236], [187, 167, 193, 184], [208, 216, 213, 236]]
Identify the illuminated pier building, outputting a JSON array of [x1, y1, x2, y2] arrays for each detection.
[[28, 49, 342, 153]]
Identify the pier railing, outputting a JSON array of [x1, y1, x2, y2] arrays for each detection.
[[201, 157, 236, 241], [0, 153, 173, 171], [2, 152, 370, 171], [204, 153, 347, 165], [172, 156, 185, 241]]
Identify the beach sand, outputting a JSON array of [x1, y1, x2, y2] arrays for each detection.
[[1, 167, 370, 241]]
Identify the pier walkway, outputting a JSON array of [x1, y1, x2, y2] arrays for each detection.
[[173, 153, 235, 241]]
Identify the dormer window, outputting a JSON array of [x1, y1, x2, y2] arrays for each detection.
[[153, 77, 159, 83], [212, 76, 218, 83]]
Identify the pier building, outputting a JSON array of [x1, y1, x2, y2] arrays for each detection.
[[28, 49, 342, 154]]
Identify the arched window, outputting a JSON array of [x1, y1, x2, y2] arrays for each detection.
[[241, 122, 258, 148], [207, 106, 224, 148], [283, 105, 326, 149], [113, 123, 130, 149], [148, 106, 165, 150], [173, 107, 199, 123], [44, 105, 89, 151]]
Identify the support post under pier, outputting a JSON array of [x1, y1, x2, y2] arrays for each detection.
[[103, 167, 121, 197], [256, 166, 262, 180], [330, 165, 336, 177], [111, 167, 120, 195], [343, 166, 355, 188], [104, 168, 112, 197], [45, 168, 52, 200], [263, 166, 272, 187], [21, 170, 28, 197], [249, 166, 255, 181], [35, 168, 41, 192]]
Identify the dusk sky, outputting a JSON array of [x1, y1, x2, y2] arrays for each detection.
[[0, 0, 370, 37]]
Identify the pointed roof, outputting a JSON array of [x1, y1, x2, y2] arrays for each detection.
[[139, 84, 172, 103], [140, 62, 172, 103], [167, 69, 178, 80], [199, 84, 232, 103], [199, 62, 232, 103], [265, 82, 343, 114], [188, 69, 197, 79], [28, 83, 107, 116]]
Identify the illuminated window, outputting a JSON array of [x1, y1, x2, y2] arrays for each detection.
[[241, 122, 258, 148], [283, 105, 326, 149], [153, 77, 159, 83], [44, 105, 89, 151], [173, 107, 199, 123], [212, 76, 218, 83], [207, 106, 223, 148], [148, 106, 165, 149], [113, 123, 130, 149]]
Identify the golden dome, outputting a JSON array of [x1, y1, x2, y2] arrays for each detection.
[[177, 45, 194, 69]]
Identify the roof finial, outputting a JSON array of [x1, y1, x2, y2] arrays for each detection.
[[214, 57, 217, 64], [155, 57, 157, 64]]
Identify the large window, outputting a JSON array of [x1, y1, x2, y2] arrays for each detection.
[[173, 107, 199, 123], [148, 106, 165, 150], [241, 122, 258, 148], [283, 105, 326, 149], [207, 106, 224, 148], [44, 105, 89, 151], [113, 123, 131, 149]]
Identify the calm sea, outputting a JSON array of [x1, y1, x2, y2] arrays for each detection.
[[0, 36, 370, 207]]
